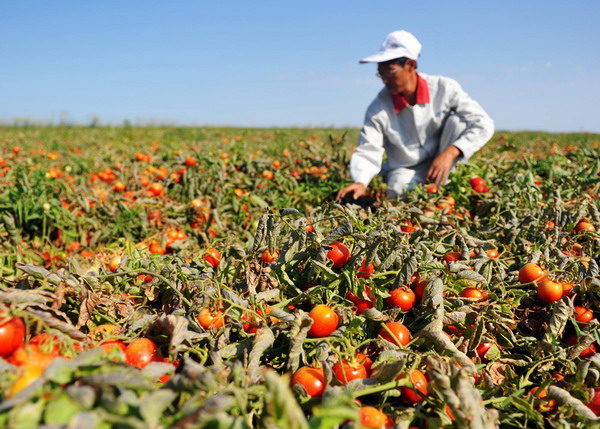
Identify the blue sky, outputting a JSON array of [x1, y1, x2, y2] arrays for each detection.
[[1, 1, 599, 131]]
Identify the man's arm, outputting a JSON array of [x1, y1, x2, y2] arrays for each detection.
[[444, 78, 495, 161]]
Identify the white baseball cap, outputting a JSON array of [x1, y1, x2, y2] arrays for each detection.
[[360, 30, 422, 64]]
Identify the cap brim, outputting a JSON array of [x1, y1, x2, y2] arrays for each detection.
[[359, 48, 414, 64]]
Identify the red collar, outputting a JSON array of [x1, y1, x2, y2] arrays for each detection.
[[390, 73, 430, 113]]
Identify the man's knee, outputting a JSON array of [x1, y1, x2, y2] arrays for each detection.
[[440, 112, 468, 153]]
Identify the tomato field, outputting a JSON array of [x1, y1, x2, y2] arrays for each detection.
[[0, 126, 599, 428]]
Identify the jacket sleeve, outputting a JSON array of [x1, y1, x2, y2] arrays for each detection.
[[349, 105, 386, 186], [445, 78, 494, 161]]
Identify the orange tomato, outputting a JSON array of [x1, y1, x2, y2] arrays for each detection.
[[460, 287, 489, 300], [518, 263, 548, 284], [198, 307, 225, 330], [290, 366, 325, 398], [537, 280, 563, 303], [308, 305, 339, 338], [358, 406, 394, 428]]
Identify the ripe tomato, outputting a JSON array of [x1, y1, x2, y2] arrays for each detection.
[[412, 279, 427, 302], [125, 338, 157, 368], [148, 182, 164, 196], [486, 248, 499, 258], [473, 184, 489, 193], [470, 177, 485, 188], [148, 242, 166, 255], [398, 369, 428, 403], [99, 340, 127, 355], [518, 263, 548, 284], [108, 255, 121, 272], [537, 280, 563, 303], [358, 406, 394, 428], [204, 248, 221, 268], [386, 288, 416, 311], [575, 222, 595, 233], [346, 287, 374, 314], [333, 359, 368, 384], [426, 184, 438, 194], [357, 258, 375, 278], [198, 307, 225, 330], [400, 219, 416, 233], [327, 241, 351, 269], [290, 366, 325, 398], [529, 387, 557, 412], [261, 170, 274, 180], [476, 342, 495, 360], [460, 287, 488, 301], [545, 220, 556, 231], [561, 281, 574, 297], [308, 305, 339, 337], [587, 387, 600, 416], [443, 251, 462, 262], [0, 315, 25, 357], [379, 322, 411, 347], [7, 364, 45, 398], [565, 335, 597, 358], [261, 249, 279, 263], [305, 221, 314, 232], [356, 352, 373, 375], [574, 306, 594, 323]]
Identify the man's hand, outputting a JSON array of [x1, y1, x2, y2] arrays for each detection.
[[336, 182, 367, 201], [425, 146, 462, 186]]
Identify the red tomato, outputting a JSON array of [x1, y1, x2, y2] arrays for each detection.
[[537, 280, 563, 303], [333, 359, 368, 384], [358, 406, 394, 428], [443, 251, 462, 262], [398, 369, 428, 403], [426, 185, 438, 194], [356, 352, 373, 376], [473, 184, 489, 193], [125, 338, 157, 368], [565, 335, 597, 358], [587, 387, 600, 416], [308, 305, 339, 337], [327, 241, 351, 269], [574, 306, 594, 324], [470, 177, 485, 188], [204, 248, 221, 268], [357, 258, 375, 279], [412, 279, 427, 302], [0, 316, 25, 357], [290, 366, 325, 398], [386, 288, 416, 311], [346, 287, 374, 314], [379, 322, 411, 346], [476, 342, 496, 361]]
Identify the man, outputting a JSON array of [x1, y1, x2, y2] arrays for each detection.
[[337, 30, 494, 200]]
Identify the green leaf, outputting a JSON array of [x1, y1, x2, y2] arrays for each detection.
[[139, 389, 177, 427], [44, 393, 82, 424]]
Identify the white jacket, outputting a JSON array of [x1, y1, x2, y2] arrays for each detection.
[[350, 73, 494, 186]]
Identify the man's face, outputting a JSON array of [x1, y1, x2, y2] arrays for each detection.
[[377, 59, 414, 95]]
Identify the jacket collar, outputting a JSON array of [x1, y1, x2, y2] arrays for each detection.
[[390, 73, 430, 113]]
